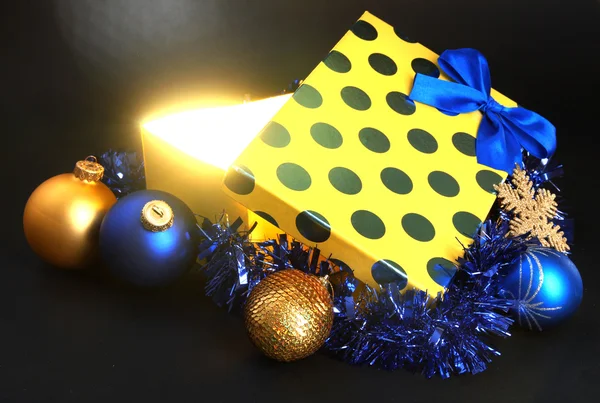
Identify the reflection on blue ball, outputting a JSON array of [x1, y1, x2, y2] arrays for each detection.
[[500, 247, 583, 331], [99, 190, 199, 287]]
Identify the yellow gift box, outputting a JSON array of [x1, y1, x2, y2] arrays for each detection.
[[221, 11, 512, 293]]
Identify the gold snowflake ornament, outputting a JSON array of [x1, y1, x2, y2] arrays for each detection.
[[494, 165, 569, 252]]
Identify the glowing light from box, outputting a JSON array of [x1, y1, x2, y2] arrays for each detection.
[[142, 94, 291, 171]]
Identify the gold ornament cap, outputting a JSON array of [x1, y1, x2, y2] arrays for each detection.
[[140, 200, 174, 232], [73, 156, 104, 182]]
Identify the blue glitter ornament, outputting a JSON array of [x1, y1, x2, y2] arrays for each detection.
[[99, 190, 199, 287], [500, 247, 583, 331]]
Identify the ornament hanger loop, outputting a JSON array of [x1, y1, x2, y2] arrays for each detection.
[[85, 155, 98, 163], [152, 205, 165, 218]]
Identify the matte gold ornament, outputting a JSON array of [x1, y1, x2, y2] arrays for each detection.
[[244, 269, 334, 362], [494, 165, 569, 252], [23, 156, 117, 269]]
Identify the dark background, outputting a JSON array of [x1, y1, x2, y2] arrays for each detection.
[[2, 0, 599, 402]]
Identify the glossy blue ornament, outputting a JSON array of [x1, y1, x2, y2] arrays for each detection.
[[99, 190, 199, 287], [500, 247, 583, 331]]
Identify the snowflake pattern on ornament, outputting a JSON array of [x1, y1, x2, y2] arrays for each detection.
[[494, 165, 569, 252]]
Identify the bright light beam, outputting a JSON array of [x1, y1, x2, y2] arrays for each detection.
[[142, 94, 291, 171]]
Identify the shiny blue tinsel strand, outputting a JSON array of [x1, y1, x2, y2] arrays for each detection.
[[522, 151, 563, 191], [195, 215, 254, 311], [324, 221, 533, 378], [523, 154, 573, 243], [99, 149, 146, 198], [196, 215, 334, 312]]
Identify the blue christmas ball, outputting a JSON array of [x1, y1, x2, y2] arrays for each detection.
[[500, 247, 583, 331], [99, 190, 199, 287]]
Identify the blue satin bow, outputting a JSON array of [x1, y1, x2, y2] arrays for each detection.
[[409, 48, 556, 173]]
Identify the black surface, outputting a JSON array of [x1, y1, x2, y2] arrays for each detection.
[[2, 1, 599, 402]]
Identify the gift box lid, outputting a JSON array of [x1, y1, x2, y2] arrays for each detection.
[[222, 11, 511, 293]]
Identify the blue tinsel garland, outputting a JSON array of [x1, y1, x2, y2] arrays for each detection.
[[326, 221, 534, 378], [101, 149, 567, 378], [196, 216, 531, 378], [98, 149, 146, 198]]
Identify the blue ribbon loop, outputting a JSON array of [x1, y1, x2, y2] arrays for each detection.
[[409, 48, 556, 173]]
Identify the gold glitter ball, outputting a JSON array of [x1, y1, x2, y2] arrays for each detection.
[[243, 269, 334, 362]]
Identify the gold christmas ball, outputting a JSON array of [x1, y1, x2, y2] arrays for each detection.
[[244, 269, 334, 362], [23, 156, 117, 269]]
